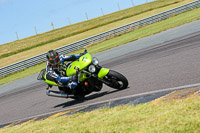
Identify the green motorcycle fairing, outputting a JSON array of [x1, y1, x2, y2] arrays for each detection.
[[66, 53, 92, 77], [43, 53, 110, 86], [98, 68, 109, 79], [66, 53, 110, 80], [43, 72, 58, 86]]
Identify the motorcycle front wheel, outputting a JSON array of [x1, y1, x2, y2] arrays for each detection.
[[104, 70, 128, 90]]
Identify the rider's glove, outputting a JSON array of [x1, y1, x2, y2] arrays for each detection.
[[80, 53, 84, 56], [80, 49, 87, 56]]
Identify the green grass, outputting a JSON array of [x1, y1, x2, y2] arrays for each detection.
[[1, 96, 200, 132], [1, 7, 200, 85], [0, 0, 195, 68], [0, 0, 186, 58]]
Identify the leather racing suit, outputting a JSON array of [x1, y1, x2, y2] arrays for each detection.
[[45, 54, 80, 89]]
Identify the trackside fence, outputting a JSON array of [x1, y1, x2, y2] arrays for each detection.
[[0, 0, 200, 78]]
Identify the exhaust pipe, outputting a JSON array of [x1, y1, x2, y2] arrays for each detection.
[[46, 90, 75, 98]]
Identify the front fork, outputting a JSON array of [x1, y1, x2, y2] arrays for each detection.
[[84, 67, 111, 85]]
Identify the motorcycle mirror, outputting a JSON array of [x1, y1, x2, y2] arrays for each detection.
[[84, 49, 87, 53]]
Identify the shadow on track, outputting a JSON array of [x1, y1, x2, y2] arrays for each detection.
[[54, 89, 124, 108]]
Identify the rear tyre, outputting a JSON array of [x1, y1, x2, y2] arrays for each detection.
[[105, 70, 128, 90]]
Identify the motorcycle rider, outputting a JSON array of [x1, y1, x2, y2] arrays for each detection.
[[46, 50, 82, 91]]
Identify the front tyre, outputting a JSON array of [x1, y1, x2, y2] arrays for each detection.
[[104, 70, 128, 90]]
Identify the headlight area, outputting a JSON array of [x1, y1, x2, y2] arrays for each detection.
[[92, 57, 99, 65], [88, 65, 96, 73]]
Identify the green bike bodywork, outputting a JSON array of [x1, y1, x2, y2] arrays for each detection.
[[43, 53, 109, 86], [66, 53, 92, 77], [43, 73, 58, 86], [98, 68, 109, 79]]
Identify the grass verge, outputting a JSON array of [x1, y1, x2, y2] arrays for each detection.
[[0, 94, 200, 132], [0, 0, 188, 58], [0, 0, 193, 67], [0, 7, 200, 85]]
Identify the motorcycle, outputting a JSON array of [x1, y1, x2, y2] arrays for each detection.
[[37, 49, 128, 101]]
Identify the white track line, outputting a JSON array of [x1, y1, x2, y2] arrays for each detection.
[[2, 82, 200, 126]]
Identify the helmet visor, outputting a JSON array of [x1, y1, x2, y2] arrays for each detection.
[[49, 56, 60, 66]]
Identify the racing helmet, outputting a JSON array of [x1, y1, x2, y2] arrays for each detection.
[[46, 50, 60, 67]]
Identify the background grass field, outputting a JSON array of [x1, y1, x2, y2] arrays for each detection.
[[0, 0, 195, 68], [0, 6, 200, 85]]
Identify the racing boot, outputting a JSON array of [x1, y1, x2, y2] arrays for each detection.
[[66, 81, 78, 90]]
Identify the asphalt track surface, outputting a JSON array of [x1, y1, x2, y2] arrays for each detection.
[[1, 25, 200, 125]]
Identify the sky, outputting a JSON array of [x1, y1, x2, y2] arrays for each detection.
[[0, 0, 154, 45]]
